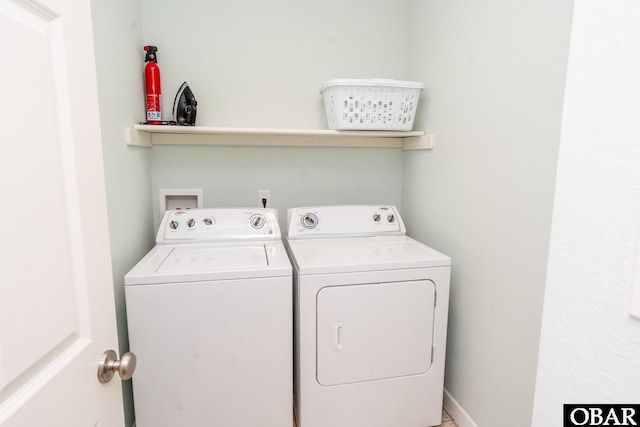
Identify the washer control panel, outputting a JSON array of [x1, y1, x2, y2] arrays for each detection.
[[157, 208, 279, 244], [287, 205, 405, 239]]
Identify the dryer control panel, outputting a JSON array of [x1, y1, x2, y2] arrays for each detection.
[[287, 205, 406, 239], [157, 208, 280, 244]]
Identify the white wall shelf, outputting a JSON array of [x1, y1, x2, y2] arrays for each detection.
[[126, 124, 433, 150]]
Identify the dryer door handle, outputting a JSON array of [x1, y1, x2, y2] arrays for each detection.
[[332, 323, 344, 352]]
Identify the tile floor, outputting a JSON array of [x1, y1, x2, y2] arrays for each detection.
[[292, 408, 459, 427], [438, 408, 460, 427]]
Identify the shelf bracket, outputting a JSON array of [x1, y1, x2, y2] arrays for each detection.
[[402, 134, 433, 150], [125, 127, 151, 147]]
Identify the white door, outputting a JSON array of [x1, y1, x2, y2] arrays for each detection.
[[0, 0, 125, 425]]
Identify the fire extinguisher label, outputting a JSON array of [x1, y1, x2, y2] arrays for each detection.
[[146, 94, 161, 122], [147, 111, 161, 121]]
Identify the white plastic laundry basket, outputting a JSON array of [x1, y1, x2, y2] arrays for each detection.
[[320, 78, 424, 131]]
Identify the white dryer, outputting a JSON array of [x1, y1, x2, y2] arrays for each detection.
[[125, 208, 292, 427], [285, 205, 451, 427]]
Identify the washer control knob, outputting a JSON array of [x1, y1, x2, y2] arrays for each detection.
[[250, 215, 266, 229], [187, 218, 196, 228], [169, 220, 179, 230], [373, 214, 381, 222], [203, 217, 214, 226], [302, 213, 318, 229], [387, 214, 395, 223]]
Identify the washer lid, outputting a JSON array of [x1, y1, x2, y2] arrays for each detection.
[[286, 235, 450, 275], [157, 245, 267, 272], [125, 240, 291, 285]]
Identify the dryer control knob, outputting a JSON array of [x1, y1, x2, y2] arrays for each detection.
[[387, 214, 395, 223], [302, 213, 318, 229], [373, 214, 381, 222], [250, 215, 266, 229]]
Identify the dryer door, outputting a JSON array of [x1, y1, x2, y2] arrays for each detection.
[[316, 280, 435, 386]]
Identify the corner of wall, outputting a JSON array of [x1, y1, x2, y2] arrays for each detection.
[[90, 0, 153, 425]]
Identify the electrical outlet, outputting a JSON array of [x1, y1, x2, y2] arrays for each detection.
[[258, 190, 270, 208]]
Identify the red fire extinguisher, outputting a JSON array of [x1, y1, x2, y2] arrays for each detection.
[[144, 45, 162, 124]]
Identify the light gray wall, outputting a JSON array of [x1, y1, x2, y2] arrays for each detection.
[[141, 0, 412, 225], [403, 1, 574, 426], [150, 145, 403, 231], [90, 0, 154, 425], [140, 0, 411, 129], [533, 1, 640, 424]]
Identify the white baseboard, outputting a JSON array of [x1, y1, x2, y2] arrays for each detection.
[[443, 388, 479, 427]]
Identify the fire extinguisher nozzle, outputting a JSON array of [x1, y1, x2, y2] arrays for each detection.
[[144, 45, 158, 63]]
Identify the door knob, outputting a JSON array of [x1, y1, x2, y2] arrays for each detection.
[[97, 350, 137, 384]]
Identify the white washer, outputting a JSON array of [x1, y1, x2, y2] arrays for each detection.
[[285, 205, 451, 427], [125, 208, 292, 427]]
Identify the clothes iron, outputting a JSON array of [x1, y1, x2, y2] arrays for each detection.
[[172, 82, 197, 125]]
